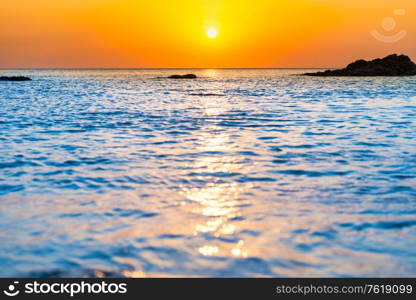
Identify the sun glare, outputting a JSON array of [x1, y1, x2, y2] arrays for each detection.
[[207, 28, 218, 39]]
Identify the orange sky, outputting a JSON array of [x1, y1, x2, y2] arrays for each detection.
[[1, 0, 415, 68]]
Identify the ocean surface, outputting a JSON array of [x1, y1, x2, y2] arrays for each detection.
[[0, 69, 415, 277]]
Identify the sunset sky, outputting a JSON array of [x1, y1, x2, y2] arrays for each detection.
[[1, 0, 415, 68]]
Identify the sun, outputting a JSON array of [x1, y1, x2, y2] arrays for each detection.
[[207, 28, 218, 39]]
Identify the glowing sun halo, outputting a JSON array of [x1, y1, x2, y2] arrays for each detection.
[[207, 28, 218, 39]]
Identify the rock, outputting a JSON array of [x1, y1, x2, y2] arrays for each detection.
[[189, 93, 223, 96], [167, 74, 197, 79], [304, 54, 416, 76], [0, 76, 32, 81]]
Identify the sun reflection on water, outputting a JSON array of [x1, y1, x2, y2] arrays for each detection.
[[180, 121, 253, 258], [202, 69, 219, 78], [182, 181, 251, 258]]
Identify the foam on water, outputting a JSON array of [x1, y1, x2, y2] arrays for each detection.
[[0, 69, 415, 277]]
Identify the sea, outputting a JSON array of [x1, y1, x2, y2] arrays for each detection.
[[0, 69, 415, 277]]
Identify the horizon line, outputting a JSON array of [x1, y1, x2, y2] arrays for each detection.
[[0, 67, 330, 70]]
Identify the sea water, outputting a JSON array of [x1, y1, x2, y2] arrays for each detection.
[[0, 69, 415, 277]]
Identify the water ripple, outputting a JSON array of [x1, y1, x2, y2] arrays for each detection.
[[0, 69, 415, 277]]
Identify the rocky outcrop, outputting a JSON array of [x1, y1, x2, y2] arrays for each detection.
[[304, 54, 416, 76], [189, 93, 224, 96], [0, 76, 32, 81], [167, 74, 197, 79]]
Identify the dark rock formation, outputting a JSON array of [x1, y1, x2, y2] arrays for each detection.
[[189, 93, 223, 96], [0, 76, 32, 81], [168, 74, 197, 79], [304, 54, 416, 76]]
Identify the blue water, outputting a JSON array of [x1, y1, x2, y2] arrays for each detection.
[[0, 69, 415, 277]]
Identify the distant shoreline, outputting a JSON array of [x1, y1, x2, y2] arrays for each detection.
[[0, 67, 330, 71]]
